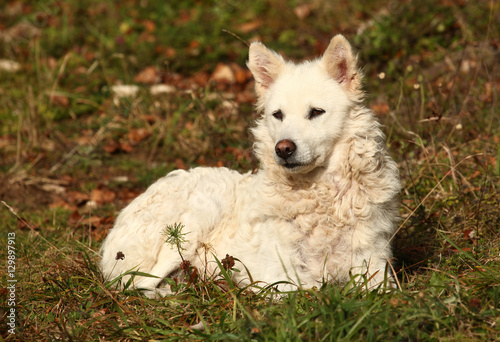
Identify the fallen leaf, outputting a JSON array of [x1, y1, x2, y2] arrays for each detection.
[[235, 88, 256, 103], [164, 46, 176, 58], [481, 82, 492, 102], [250, 327, 261, 334], [230, 63, 249, 84], [0, 135, 14, 149], [49, 199, 77, 211], [469, 170, 482, 179], [175, 158, 187, 170], [463, 229, 476, 241], [134, 66, 161, 84], [119, 141, 134, 153], [451, 247, 471, 253], [188, 40, 200, 55], [176, 9, 193, 24], [49, 94, 70, 107], [294, 4, 312, 19], [371, 102, 390, 115], [77, 136, 93, 146], [91, 188, 116, 205], [103, 140, 120, 154], [211, 63, 235, 83], [66, 191, 90, 206], [92, 309, 108, 318], [189, 321, 205, 331], [142, 19, 155, 33], [80, 216, 104, 228], [104, 139, 134, 154], [141, 114, 158, 123], [468, 298, 481, 311], [47, 57, 57, 70], [238, 19, 263, 33], [128, 128, 151, 145], [189, 71, 208, 88], [196, 156, 208, 166], [69, 210, 83, 225]]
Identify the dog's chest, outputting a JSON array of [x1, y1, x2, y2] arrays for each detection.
[[270, 178, 366, 232]]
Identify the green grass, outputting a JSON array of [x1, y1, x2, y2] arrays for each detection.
[[1, 0, 499, 340]]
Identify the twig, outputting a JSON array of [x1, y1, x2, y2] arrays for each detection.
[[387, 260, 402, 291], [49, 52, 72, 103], [222, 29, 250, 47]]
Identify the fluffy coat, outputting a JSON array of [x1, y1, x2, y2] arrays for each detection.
[[100, 35, 401, 297]]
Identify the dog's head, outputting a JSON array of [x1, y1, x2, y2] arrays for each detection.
[[248, 35, 362, 175]]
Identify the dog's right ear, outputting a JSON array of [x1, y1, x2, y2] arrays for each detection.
[[247, 42, 285, 98]]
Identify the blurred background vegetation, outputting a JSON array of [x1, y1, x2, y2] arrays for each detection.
[[0, 0, 499, 340]]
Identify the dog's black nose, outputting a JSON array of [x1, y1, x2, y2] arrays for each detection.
[[275, 140, 296, 159]]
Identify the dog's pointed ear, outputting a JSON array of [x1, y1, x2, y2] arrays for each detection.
[[247, 42, 285, 97], [322, 35, 361, 92]]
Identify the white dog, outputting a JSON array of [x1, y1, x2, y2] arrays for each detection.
[[100, 35, 401, 297]]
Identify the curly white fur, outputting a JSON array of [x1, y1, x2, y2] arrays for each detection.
[[100, 35, 400, 297]]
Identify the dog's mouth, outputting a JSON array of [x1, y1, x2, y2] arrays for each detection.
[[283, 162, 303, 169], [281, 161, 321, 175], [280, 158, 317, 172]]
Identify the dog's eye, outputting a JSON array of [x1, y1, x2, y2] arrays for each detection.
[[272, 110, 283, 121], [309, 108, 325, 119]]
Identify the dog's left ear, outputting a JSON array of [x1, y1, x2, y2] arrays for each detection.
[[322, 35, 361, 92]]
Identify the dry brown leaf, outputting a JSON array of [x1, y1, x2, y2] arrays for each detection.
[[49, 199, 77, 211], [69, 210, 83, 225], [230, 63, 249, 84], [188, 40, 200, 55], [80, 216, 104, 228], [175, 158, 187, 170], [142, 114, 158, 124], [238, 19, 263, 33], [371, 102, 390, 116], [164, 46, 176, 58], [91, 188, 116, 205], [294, 4, 312, 19], [211, 63, 235, 83], [143, 19, 155, 33], [103, 140, 120, 154], [91, 309, 108, 318], [481, 82, 492, 102], [119, 141, 134, 153], [134, 66, 161, 84], [192, 71, 210, 87], [0, 135, 14, 149], [66, 191, 90, 205], [49, 94, 70, 107], [128, 128, 151, 145]]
